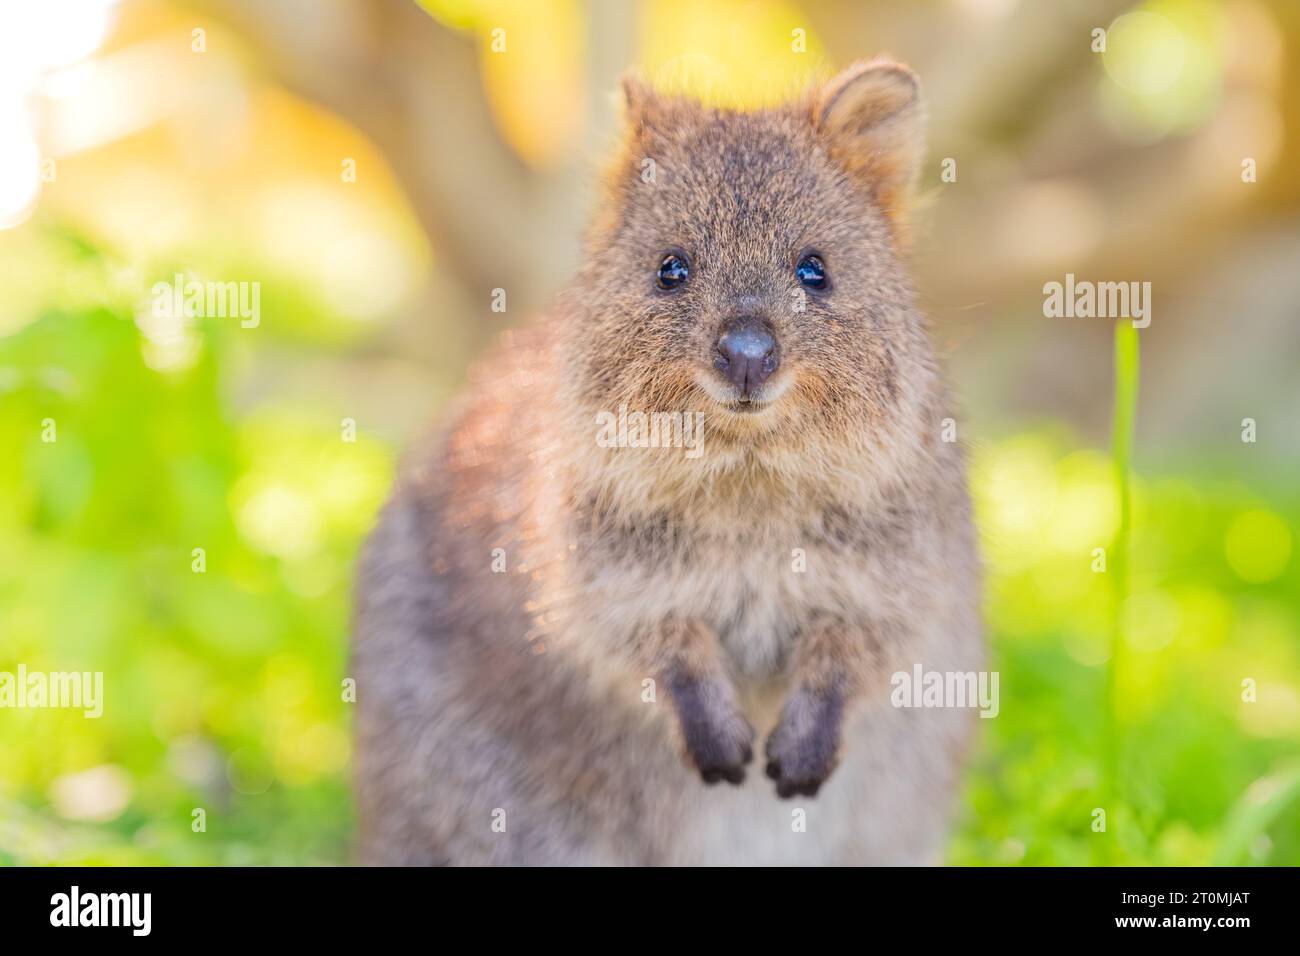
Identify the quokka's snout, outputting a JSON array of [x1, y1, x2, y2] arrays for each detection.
[[713, 316, 779, 400]]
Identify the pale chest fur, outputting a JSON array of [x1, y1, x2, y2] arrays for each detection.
[[560, 498, 929, 683]]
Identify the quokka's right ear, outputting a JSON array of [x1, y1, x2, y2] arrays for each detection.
[[621, 71, 652, 114], [814, 58, 926, 227], [619, 70, 670, 134]]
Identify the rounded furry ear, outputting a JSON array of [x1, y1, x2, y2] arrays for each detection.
[[814, 59, 926, 225], [621, 71, 652, 113], [620, 70, 664, 128]]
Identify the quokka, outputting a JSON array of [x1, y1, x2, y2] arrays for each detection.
[[353, 59, 983, 865]]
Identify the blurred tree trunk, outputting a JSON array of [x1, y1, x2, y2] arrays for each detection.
[[181, 0, 634, 322]]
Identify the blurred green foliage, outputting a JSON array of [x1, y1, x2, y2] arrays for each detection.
[[1, 224, 1297, 866], [0, 223, 392, 864]]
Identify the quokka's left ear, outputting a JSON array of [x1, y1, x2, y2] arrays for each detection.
[[813, 58, 926, 226]]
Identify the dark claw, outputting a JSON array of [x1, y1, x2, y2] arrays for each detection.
[[775, 779, 821, 799], [699, 761, 746, 786]]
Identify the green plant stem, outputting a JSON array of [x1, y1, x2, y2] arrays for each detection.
[[1101, 321, 1139, 863]]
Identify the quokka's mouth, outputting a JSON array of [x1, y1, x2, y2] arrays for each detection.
[[720, 399, 767, 414], [692, 366, 790, 416]]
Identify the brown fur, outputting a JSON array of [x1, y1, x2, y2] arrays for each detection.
[[352, 60, 982, 865]]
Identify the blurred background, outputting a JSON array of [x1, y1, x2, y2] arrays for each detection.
[[1, 0, 1297, 865]]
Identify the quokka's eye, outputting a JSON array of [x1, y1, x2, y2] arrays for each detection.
[[796, 254, 827, 290], [656, 253, 690, 290]]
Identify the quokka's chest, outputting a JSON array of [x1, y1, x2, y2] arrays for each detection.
[[573, 511, 893, 679]]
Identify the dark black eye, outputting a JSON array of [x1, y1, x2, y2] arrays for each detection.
[[796, 254, 827, 290], [656, 253, 689, 290]]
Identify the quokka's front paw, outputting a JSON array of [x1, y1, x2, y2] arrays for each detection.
[[764, 688, 844, 798], [667, 673, 755, 785]]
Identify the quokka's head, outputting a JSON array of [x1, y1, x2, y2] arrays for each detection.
[[563, 59, 940, 455]]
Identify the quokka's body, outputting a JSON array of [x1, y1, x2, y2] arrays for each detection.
[[353, 60, 983, 865]]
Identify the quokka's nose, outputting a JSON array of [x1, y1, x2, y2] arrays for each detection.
[[715, 320, 778, 398]]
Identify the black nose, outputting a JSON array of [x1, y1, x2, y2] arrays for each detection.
[[715, 320, 778, 398]]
